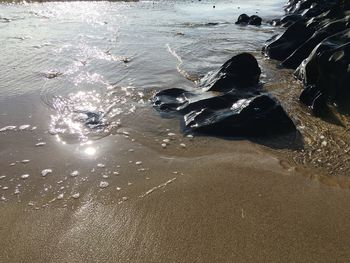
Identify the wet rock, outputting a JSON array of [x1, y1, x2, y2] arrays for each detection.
[[269, 14, 303, 27], [295, 29, 350, 113], [153, 53, 295, 137], [263, 20, 316, 61], [199, 53, 261, 92], [264, 0, 350, 116], [248, 15, 262, 26], [235, 14, 262, 26], [282, 16, 350, 69]]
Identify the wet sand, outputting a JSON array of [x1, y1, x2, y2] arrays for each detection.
[[1, 126, 350, 262]]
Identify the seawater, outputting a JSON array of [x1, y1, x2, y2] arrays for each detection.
[[0, 0, 285, 141]]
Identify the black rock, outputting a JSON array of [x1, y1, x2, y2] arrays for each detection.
[[263, 20, 316, 60], [153, 53, 295, 137], [235, 14, 250, 24], [295, 29, 350, 113], [281, 16, 350, 68], [199, 52, 261, 92], [249, 15, 262, 26], [235, 14, 262, 26]]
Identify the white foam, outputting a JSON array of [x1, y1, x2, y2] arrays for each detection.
[[41, 169, 53, 177], [0, 126, 16, 132], [19, 125, 30, 130], [70, 170, 79, 177], [14, 187, 20, 195], [21, 174, 30, 179], [72, 193, 80, 199], [97, 163, 106, 168], [99, 181, 109, 188], [35, 142, 46, 147]]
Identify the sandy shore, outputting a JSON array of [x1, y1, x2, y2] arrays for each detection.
[[1, 128, 350, 262]]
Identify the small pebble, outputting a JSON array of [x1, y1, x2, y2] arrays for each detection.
[[97, 163, 106, 168], [9, 163, 16, 166], [2, 186, 9, 190], [135, 161, 142, 165], [57, 193, 64, 200], [180, 143, 186, 148], [168, 133, 176, 136], [21, 159, 30, 164], [161, 143, 167, 148], [163, 139, 170, 143], [0, 176, 6, 180], [35, 142, 46, 147]]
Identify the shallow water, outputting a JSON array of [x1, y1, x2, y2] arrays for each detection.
[[1, 0, 350, 207]]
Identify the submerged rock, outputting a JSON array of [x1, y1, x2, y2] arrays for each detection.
[[153, 53, 295, 137]]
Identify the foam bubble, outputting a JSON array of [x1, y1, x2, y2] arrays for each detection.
[[21, 174, 30, 179], [70, 170, 79, 177], [0, 126, 16, 132], [99, 181, 109, 188], [72, 193, 80, 199], [41, 169, 53, 177]]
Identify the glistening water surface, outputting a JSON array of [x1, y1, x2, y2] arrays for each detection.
[[1, 0, 350, 208]]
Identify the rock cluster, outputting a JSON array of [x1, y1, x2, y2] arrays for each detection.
[[235, 14, 262, 26], [153, 53, 295, 137], [264, 0, 350, 115]]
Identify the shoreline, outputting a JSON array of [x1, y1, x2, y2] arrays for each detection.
[[1, 0, 350, 262]]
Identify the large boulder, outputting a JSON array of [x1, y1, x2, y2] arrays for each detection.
[[281, 16, 350, 68], [153, 54, 295, 137], [264, 0, 350, 117], [199, 53, 261, 92], [295, 29, 350, 113]]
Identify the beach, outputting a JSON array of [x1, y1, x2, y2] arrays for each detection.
[[1, 0, 350, 262]]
